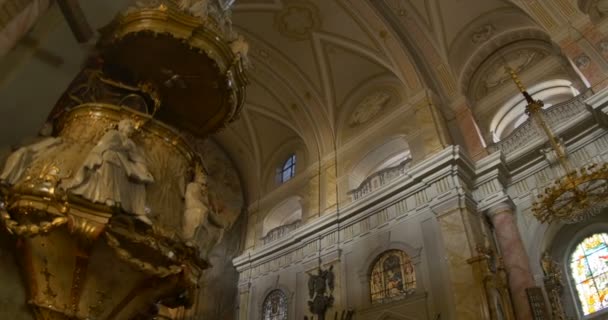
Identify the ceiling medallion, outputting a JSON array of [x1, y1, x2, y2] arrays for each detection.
[[349, 91, 391, 127], [471, 24, 495, 44], [275, 0, 321, 40], [503, 67, 608, 224]]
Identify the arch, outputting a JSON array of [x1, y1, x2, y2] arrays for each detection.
[[539, 214, 608, 318], [368, 249, 417, 305], [568, 233, 608, 316], [261, 137, 309, 193], [348, 136, 411, 189], [279, 154, 296, 184], [260, 288, 289, 320], [578, 0, 608, 23], [490, 79, 579, 141], [262, 196, 303, 240]]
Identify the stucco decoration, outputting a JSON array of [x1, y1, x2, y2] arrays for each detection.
[[274, 0, 322, 40], [185, 138, 245, 319], [470, 47, 548, 100], [188, 137, 244, 232], [349, 92, 392, 127], [471, 24, 495, 44]]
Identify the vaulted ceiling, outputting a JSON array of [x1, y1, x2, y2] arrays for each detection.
[[0, 0, 553, 201]]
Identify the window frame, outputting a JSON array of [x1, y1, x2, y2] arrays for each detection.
[[279, 154, 296, 184], [261, 289, 288, 320], [568, 232, 608, 319], [369, 249, 416, 305]]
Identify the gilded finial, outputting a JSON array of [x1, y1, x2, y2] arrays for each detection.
[[504, 65, 526, 93]]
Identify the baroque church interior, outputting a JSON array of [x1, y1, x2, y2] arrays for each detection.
[[4, 0, 608, 319]]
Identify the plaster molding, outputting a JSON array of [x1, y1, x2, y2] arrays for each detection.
[[233, 146, 475, 275]]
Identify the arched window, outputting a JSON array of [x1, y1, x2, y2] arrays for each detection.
[[370, 250, 416, 304], [490, 79, 579, 142], [279, 154, 296, 183], [262, 289, 288, 320], [570, 233, 608, 316]]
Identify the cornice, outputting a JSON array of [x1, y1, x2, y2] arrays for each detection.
[[233, 146, 474, 271]]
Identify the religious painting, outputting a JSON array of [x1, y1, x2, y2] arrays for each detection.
[[262, 289, 288, 320], [370, 250, 416, 304], [570, 233, 608, 316]]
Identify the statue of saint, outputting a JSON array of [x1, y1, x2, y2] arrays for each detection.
[[62, 119, 154, 224], [183, 165, 228, 259], [182, 165, 210, 240], [0, 136, 62, 186]]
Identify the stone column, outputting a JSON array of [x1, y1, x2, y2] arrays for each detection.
[[487, 203, 535, 320]]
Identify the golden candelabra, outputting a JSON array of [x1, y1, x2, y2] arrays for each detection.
[[505, 67, 608, 224]]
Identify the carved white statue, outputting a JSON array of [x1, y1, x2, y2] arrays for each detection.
[[62, 119, 154, 224], [182, 165, 227, 259], [0, 137, 62, 185], [182, 166, 210, 240]]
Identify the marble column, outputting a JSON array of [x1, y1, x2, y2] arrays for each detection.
[[487, 203, 535, 320]]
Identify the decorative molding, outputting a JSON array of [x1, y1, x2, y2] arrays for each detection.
[[274, 0, 321, 41], [233, 146, 475, 279], [488, 89, 594, 156], [471, 24, 495, 44], [348, 91, 392, 127], [348, 158, 411, 201]]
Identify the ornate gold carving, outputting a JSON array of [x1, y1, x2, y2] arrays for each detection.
[[98, 0, 248, 136], [540, 252, 566, 320]]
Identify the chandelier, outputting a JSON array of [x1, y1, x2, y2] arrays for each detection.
[[504, 67, 608, 224]]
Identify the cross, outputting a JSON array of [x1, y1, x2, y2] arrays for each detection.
[[56, 0, 93, 43]]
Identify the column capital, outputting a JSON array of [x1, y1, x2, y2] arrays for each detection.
[[485, 201, 515, 218]]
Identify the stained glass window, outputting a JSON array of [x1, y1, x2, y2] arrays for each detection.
[[262, 289, 288, 320], [280, 154, 296, 183], [571, 233, 608, 316], [370, 250, 416, 304]]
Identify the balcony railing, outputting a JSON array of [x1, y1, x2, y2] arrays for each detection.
[[489, 90, 594, 155], [262, 220, 301, 245], [348, 159, 412, 201]]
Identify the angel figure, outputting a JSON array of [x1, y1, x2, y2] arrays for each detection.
[[307, 265, 335, 319], [1, 136, 62, 186], [178, 0, 209, 18], [183, 165, 228, 259], [62, 119, 154, 224], [182, 165, 211, 241], [230, 34, 250, 67], [197, 196, 227, 260]]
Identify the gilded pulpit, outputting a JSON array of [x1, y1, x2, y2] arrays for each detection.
[[0, 1, 248, 319]]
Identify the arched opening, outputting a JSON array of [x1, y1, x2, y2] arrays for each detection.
[[570, 233, 608, 317], [369, 250, 416, 304], [262, 289, 288, 320], [277, 154, 296, 184], [262, 196, 302, 244], [490, 79, 579, 142], [348, 137, 411, 201]]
